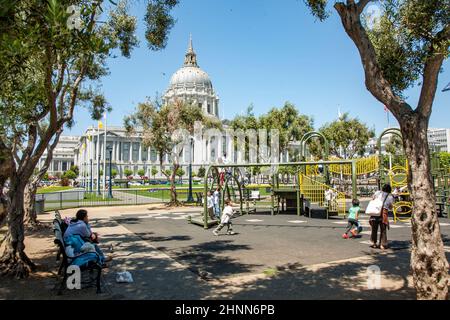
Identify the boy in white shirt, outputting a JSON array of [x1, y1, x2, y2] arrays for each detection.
[[213, 199, 235, 236], [207, 191, 215, 220]]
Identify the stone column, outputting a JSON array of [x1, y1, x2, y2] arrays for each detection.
[[138, 143, 142, 163], [129, 141, 133, 162]]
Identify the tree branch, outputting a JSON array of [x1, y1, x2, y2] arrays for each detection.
[[334, 2, 413, 119], [417, 24, 450, 117]]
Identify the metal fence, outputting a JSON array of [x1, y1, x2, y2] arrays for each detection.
[[37, 187, 204, 212]]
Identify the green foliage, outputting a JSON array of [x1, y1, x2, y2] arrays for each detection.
[[137, 169, 146, 177], [124, 168, 133, 177], [151, 166, 159, 177], [70, 165, 79, 176], [176, 167, 185, 178], [304, 0, 329, 21], [197, 166, 206, 178], [43, 172, 49, 181], [438, 152, 450, 169], [111, 168, 118, 178], [385, 134, 404, 155], [125, 100, 220, 167], [305, 0, 450, 96], [318, 113, 375, 159], [62, 169, 77, 180], [144, 0, 179, 50], [230, 102, 314, 158]]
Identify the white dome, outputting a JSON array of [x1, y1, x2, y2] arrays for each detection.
[[169, 66, 212, 89]]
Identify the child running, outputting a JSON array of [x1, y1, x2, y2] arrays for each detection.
[[342, 199, 361, 239], [213, 199, 235, 236]]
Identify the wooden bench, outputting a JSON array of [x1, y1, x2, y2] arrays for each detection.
[[52, 218, 103, 294]]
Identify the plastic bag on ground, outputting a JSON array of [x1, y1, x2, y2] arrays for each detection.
[[116, 271, 134, 283]]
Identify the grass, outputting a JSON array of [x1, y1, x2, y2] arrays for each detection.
[[112, 183, 204, 189], [263, 268, 278, 277], [36, 186, 74, 194], [120, 188, 204, 201]]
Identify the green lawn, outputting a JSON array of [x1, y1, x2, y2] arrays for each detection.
[[37, 186, 74, 194], [120, 188, 204, 201], [113, 183, 204, 189]]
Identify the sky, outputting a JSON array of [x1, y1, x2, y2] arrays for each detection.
[[66, 0, 450, 136]]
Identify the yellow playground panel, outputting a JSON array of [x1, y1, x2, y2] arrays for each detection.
[[299, 173, 346, 216], [304, 156, 379, 177], [328, 156, 379, 176]]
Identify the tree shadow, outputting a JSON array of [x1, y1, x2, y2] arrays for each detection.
[[206, 250, 420, 300]]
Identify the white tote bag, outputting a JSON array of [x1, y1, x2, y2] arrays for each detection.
[[365, 193, 387, 216]]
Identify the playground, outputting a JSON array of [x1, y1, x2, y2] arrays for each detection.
[[189, 129, 449, 230]]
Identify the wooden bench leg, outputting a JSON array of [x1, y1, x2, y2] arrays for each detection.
[[96, 267, 102, 294], [58, 269, 68, 295]]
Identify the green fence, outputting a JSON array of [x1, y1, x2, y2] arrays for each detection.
[[37, 187, 204, 212]]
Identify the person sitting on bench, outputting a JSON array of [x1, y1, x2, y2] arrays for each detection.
[[64, 209, 111, 262]]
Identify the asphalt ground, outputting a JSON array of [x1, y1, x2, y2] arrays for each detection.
[[114, 211, 450, 279]]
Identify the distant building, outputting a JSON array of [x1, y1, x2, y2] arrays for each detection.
[[427, 128, 450, 152], [38, 136, 78, 176]]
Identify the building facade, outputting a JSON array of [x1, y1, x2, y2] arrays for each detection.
[[38, 136, 78, 176], [428, 128, 450, 152]]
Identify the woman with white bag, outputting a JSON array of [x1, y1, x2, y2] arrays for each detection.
[[367, 184, 394, 250]]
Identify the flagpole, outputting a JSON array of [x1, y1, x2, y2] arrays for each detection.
[[89, 129, 93, 193], [96, 123, 101, 195], [103, 113, 107, 199]]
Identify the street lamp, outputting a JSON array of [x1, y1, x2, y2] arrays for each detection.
[[97, 155, 101, 195], [106, 146, 113, 199], [186, 136, 195, 203]]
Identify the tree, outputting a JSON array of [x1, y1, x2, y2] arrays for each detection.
[[111, 169, 118, 178], [151, 166, 159, 179], [124, 168, 133, 178], [70, 165, 79, 176], [197, 167, 206, 178], [319, 112, 375, 158], [385, 134, 404, 156], [230, 103, 314, 162], [305, 0, 449, 299], [176, 167, 185, 183], [259, 102, 314, 160], [62, 170, 77, 180], [137, 169, 146, 182], [125, 100, 221, 205], [438, 152, 450, 169], [0, 0, 179, 278]]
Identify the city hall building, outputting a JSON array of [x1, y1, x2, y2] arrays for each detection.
[[71, 36, 270, 181]]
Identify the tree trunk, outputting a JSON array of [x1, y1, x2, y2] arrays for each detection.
[[0, 178, 36, 278], [400, 114, 449, 300], [23, 181, 39, 227], [169, 164, 180, 206]]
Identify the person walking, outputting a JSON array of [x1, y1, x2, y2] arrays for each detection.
[[369, 184, 394, 250]]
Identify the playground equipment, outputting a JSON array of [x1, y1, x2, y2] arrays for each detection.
[[187, 128, 450, 228], [431, 152, 450, 217], [189, 160, 357, 229]]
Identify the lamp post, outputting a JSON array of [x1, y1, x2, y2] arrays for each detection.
[[106, 146, 113, 199], [186, 137, 195, 203]]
